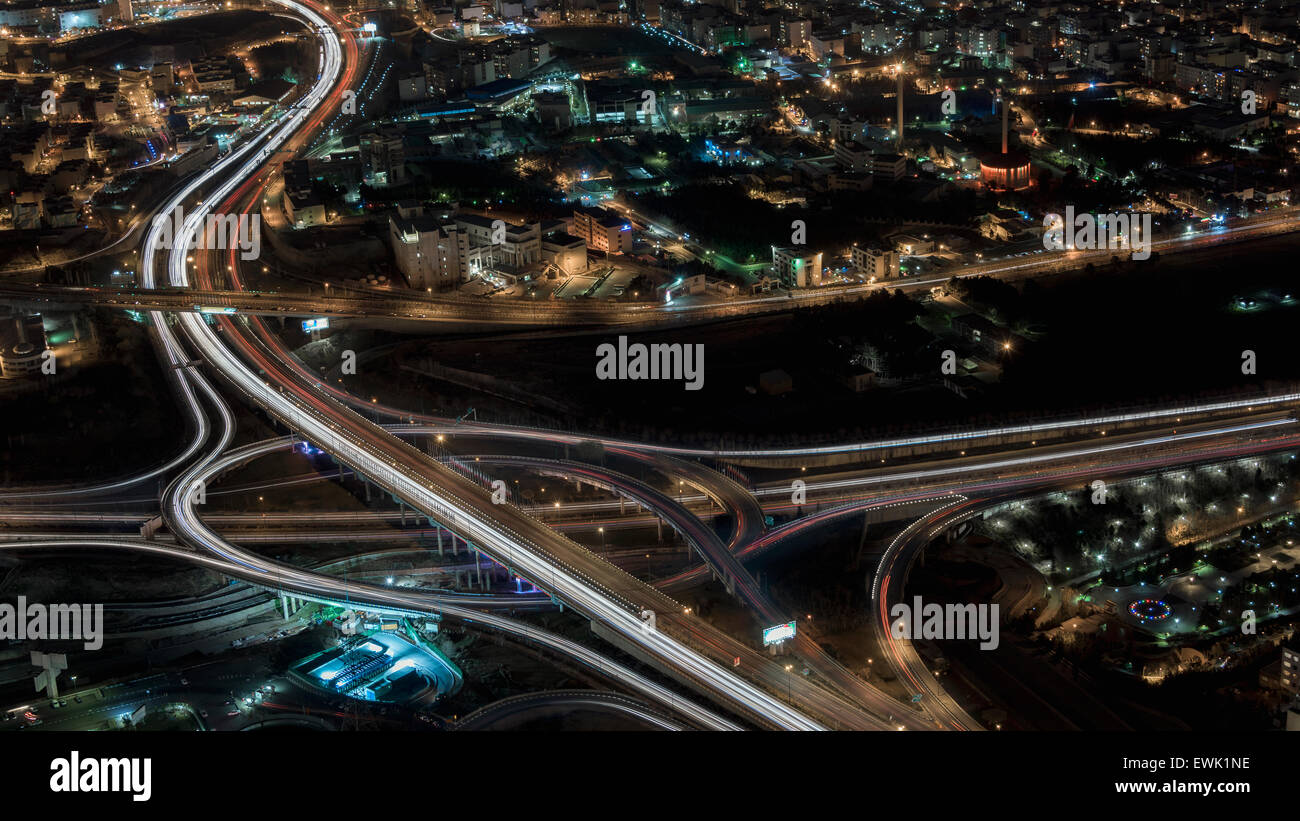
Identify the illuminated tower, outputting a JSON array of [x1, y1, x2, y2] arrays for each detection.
[[979, 90, 1032, 190], [895, 65, 904, 149]]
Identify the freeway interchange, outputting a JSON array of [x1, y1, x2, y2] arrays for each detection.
[[5, 0, 1300, 733]]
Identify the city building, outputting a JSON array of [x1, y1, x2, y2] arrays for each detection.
[[772, 246, 823, 289], [1283, 640, 1300, 694], [852, 244, 900, 280], [572, 207, 633, 255], [360, 131, 406, 187], [834, 139, 871, 171], [388, 203, 468, 292], [454, 213, 542, 269], [0, 313, 48, 378], [189, 56, 237, 94], [869, 152, 907, 181], [541, 231, 587, 276]]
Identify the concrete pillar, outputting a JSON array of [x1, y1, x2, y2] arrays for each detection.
[[437, 527, 444, 557], [281, 597, 289, 619], [619, 498, 625, 515], [364, 480, 371, 502]]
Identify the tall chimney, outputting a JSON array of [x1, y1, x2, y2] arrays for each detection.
[[896, 68, 904, 149], [1001, 93, 1009, 154]]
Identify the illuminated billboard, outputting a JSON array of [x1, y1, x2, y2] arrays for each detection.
[[762, 621, 796, 646], [302, 318, 330, 332]]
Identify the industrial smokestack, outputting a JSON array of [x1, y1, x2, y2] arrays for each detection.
[[896, 68, 904, 148], [1001, 93, 1009, 154]]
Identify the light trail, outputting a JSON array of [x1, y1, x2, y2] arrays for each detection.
[[0, 538, 738, 730], [136, 0, 822, 731]]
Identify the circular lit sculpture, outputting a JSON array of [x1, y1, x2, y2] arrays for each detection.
[[980, 150, 1032, 190], [1127, 598, 1172, 622]]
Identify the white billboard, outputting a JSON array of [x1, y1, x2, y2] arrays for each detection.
[[762, 621, 796, 646]]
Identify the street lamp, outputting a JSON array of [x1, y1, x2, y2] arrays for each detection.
[[598, 526, 605, 549]]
